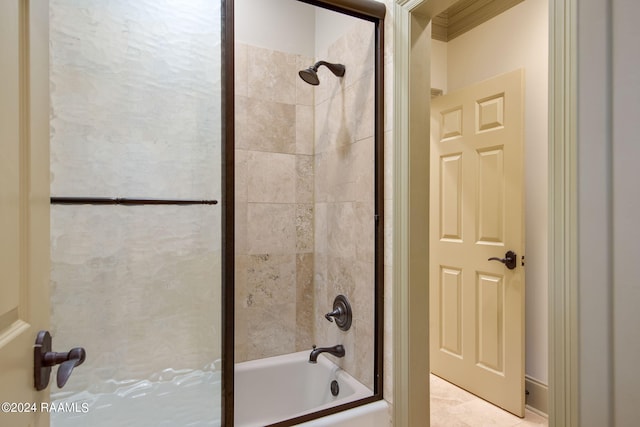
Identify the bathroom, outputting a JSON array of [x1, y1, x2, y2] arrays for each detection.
[[5, 0, 636, 425], [45, 0, 390, 426]]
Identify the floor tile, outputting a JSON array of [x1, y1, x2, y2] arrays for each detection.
[[430, 375, 548, 427]]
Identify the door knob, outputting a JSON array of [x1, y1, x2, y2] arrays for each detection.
[[34, 331, 86, 390], [488, 250, 517, 270]]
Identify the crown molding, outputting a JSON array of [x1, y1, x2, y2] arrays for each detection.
[[432, 0, 524, 42]]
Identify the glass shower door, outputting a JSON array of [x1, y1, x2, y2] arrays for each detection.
[[49, 1, 223, 426]]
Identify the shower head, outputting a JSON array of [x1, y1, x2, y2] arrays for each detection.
[[298, 61, 346, 86], [299, 67, 320, 85]]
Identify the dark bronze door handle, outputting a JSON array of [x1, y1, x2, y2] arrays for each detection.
[[488, 250, 517, 270], [34, 330, 86, 390]]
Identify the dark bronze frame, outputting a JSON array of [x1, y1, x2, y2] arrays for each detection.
[[222, 0, 235, 425], [224, 0, 385, 426]]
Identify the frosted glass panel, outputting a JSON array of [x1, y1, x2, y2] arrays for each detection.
[[50, 206, 221, 426], [50, 0, 221, 199], [49, 1, 222, 426]]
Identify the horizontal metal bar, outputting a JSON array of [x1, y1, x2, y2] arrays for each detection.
[[50, 197, 218, 206], [297, 0, 386, 21]]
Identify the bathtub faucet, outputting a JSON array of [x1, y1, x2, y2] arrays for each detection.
[[308, 344, 345, 363]]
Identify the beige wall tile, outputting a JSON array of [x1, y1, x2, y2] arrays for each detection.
[[343, 20, 375, 89], [235, 255, 249, 362], [353, 260, 375, 324], [236, 97, 296, 154], [296, 204, 314, 253], [296, 105, 315, 155], [296, 253, 315, 351], [235, 95, 249, 150], [247, 152, 296, 203], [245, 254, 296, 308], [353, 137, 376, 203], [346, 73, 375, 143], [327, 256, 357, 298], [247, 45, 297, 105], [296, 155, 314, 203], [314, 203, 328, 254], [355, 320, 375, 390], [246, 303, 296, 360], [247, 203, 296, 255], [235, 201, 247, 255], [355, 202, 375, 262], [327, 202, 357, 259], [235, 149, 249, 203], [235, 43, 248, 97]]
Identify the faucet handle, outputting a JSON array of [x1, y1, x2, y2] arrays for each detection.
[[324, 309, 340, 322], [324, 295, 352, 331]]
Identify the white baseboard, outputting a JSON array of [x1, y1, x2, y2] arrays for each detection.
[[525, 376, 548, 416]]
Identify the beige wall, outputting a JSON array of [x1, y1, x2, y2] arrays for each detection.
[[430, 0, 549, 384]]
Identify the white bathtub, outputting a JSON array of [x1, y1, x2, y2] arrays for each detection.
[[51, 351, 388, 427], [235, 350, 388, 427]]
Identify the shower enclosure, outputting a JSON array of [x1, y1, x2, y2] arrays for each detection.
[[49, 0, 225, 425], [46, 0, 383, 426]]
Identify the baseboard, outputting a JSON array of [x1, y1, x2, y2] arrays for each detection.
[[525, 376, 548, 416]]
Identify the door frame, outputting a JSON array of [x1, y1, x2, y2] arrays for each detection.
[[392, 0, 578, 426]]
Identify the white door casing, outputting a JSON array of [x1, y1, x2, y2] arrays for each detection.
[[429, 69, 525, 416], [0, 1, 50, 426]]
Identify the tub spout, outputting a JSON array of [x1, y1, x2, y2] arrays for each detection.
[[309, 344, 345, 363]]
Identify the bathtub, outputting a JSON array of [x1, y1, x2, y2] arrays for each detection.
[[51, 351, 388, 427], [235, 350, 388, 427]]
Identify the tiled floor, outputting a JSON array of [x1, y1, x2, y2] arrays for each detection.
[[430, 374, 548, 427]]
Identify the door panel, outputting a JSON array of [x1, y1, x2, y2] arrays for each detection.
[[440, 267, 463, 357], [440, 154, 463, 241], [430, 69, 525, 416], [0, 1, 50, 426]]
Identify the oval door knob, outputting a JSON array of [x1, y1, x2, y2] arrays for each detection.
[[488, 250, 517, 270]]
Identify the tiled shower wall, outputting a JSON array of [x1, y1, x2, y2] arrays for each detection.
[[234, 42, 316, 361], [234, 19, 377, 392], [312, 20, 376, 390], [49, 0, 222, 394]]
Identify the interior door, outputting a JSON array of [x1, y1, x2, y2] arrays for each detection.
[[0, 1, 51, 426], [429, 69, 525, 416]]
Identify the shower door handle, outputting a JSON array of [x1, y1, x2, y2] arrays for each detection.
[[488, 250, 517, 270], [34, 330, 86, 390]]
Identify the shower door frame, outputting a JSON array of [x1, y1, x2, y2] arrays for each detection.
[[223, 0, 386, 425], [222, 0, 235, 426]]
